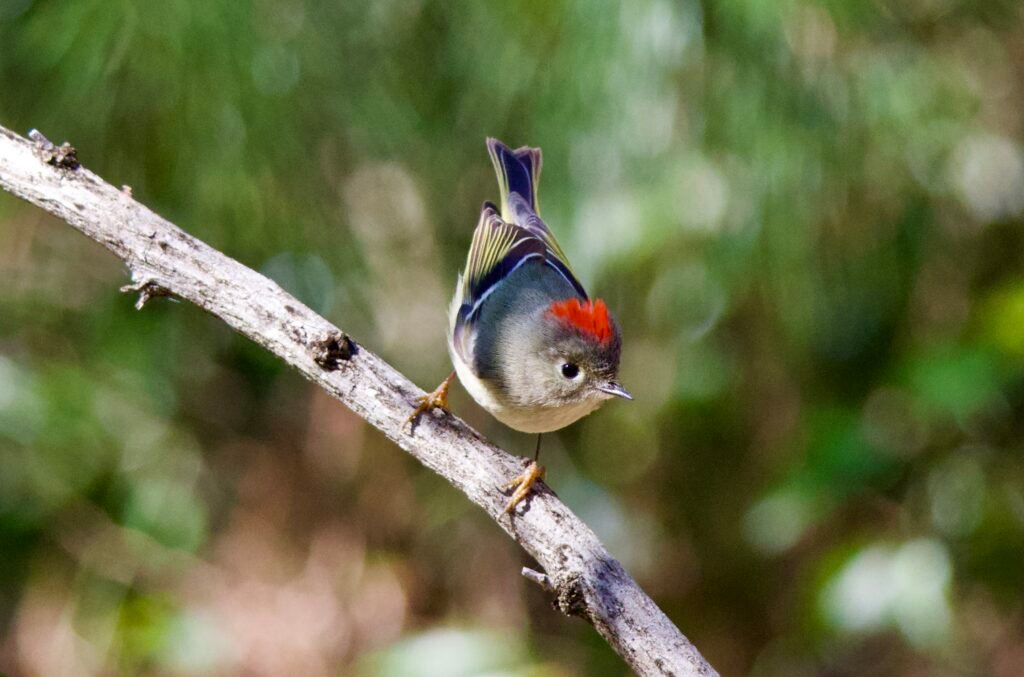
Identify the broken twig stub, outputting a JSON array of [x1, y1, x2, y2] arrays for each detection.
[[29, 129, 80, 170]]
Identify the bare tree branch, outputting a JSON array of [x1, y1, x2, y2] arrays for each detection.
[[0, 124, 718, 677]]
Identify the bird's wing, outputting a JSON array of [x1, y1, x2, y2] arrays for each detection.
[[486, 137, 573, 269], [450, 201, 586, 363], [484, 138, 582, 295]]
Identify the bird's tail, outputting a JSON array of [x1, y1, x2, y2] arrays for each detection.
[[486, 137, 543, 222]]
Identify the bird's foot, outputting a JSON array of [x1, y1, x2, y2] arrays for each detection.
[[503, 460, 545, 514], [405, 371, 455, 430]]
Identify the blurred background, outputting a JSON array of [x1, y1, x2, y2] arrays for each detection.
[[1, 0, 1023, 674]]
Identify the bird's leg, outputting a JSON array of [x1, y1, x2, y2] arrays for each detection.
[[405, 371, 455, 428], [503, 434, 545, 513]]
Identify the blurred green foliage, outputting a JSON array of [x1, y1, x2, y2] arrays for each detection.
[[2, 0, 1024, 674]]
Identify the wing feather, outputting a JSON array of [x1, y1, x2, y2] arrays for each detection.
[[450, 201, 586, 363], [450, 140, 587, 364]]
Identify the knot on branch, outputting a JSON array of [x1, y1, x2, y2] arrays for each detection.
[[29, 129, 80, 170], [313, 330, 354, 371], [521, 567, 590, 620], [554, 573, 589, 618], [120, 275, 173, 310]]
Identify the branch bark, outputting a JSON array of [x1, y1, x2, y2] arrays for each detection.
[[0, 124, 718, 677]]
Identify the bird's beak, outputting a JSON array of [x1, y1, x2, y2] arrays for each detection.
[[598, 381, 633, 400]]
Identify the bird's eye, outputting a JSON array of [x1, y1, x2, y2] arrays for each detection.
[[560, 362, 580, 379]]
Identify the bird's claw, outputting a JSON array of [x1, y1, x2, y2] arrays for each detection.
[[502, 461, 545, 514], [405, 372, 455, 431]]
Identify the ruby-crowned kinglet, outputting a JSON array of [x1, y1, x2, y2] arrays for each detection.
[[409, 138, 631, 512]]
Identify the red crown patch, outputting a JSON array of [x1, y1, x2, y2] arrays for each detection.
[[548, 298, 614, 343]]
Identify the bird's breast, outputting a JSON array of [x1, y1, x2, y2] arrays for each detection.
[[451, 354, 605, 433]]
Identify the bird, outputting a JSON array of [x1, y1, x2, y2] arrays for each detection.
[[408, 138, 632, 513]]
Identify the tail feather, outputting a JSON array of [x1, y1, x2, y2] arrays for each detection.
[[512, 145, 542, 214], [487, 138, 542, 221]]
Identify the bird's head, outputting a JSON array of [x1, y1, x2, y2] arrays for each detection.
[[510, 298, 630, 407]]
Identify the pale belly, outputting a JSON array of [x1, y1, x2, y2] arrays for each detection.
[[452, 354, 606, 433]]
